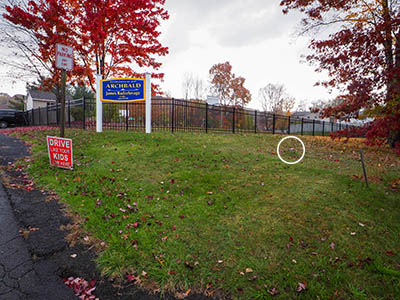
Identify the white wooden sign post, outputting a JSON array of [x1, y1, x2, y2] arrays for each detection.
[[96, 74, 103, 132], [96, 73, 151, 133], [145, 73, 151, 134]]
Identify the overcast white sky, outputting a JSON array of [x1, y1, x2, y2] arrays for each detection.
[[0, 0, 336, 110]]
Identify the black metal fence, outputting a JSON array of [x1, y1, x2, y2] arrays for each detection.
[[16, 97, 359, 136]]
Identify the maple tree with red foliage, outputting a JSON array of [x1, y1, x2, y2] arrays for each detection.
[[3, 0, 169, 96], [209, 62, 251, 107], [280, 0, 400, 154], [2, 0, 75, 101]]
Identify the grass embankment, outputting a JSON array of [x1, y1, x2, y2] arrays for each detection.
[[12, 129, 400, 299]]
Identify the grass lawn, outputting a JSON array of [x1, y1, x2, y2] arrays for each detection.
[[11, 128, 400, 299]]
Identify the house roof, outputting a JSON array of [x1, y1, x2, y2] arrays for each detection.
[[28, 89, 72, 101], [292, 111, 320, 118]]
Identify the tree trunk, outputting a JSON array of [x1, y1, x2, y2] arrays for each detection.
[[388, 131, 400, 148]]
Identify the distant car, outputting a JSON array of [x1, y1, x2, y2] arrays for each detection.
[[0, 109, 27, 129]]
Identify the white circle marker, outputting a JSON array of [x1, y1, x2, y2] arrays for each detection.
[[277, 136, 306, 165]]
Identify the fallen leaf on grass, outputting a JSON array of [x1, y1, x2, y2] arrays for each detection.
[[296, 282, 307, 292], [330, 242, 335, 249], [386, 250, 396, 256], [127, 274, 141, 283], [245, 268, 253, 273], [175, 289, 191, 299], [248, 275, 257, 281], [267, 287, 278, 296]]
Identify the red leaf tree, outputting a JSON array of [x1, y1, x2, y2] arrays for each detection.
[[209, 62, 251, 107], [69, 0, 169, 94], [3, 0, 169, 96], [280, 0, 400, 152], [2, 0, 76, 100]]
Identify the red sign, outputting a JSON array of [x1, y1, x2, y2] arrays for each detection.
[[47, 136, 73, 169]]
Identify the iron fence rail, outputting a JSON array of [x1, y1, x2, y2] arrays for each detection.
[[15, 97, 359, 136]]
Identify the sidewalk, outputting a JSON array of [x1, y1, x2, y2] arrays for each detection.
[[0, 133, 76, 300]]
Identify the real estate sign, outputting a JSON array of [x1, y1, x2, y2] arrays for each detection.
[[55, 44, 74, 71], [47, 136, 73, 169], [101, 78, 146, 103]]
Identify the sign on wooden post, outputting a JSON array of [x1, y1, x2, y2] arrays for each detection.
[[55, 43, 74, 137], [101, 78, 146, 103], [96, 75, 151, 133], [56, 44, 74, 71]]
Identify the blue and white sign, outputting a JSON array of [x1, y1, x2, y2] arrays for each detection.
[[101, 78, 146, 103]]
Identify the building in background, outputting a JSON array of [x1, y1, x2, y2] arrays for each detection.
[[26, 89, 72, 110]]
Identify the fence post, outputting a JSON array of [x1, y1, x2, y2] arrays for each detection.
[[322, 121, 325, 136], [83, 97, 86, 130], [301, 118, 304, 135], [171, 98, 175, 133], [331, 121, 334, 133], [254, 110, 257, 134], [265, 112, 267, 131], [232, 107, 235, 134], [287, 116, 291, 134], [68, 98, 71, 127], [32, 108, 35, 126], [339, 122, 342, 131], [56, 103, 59, 125], [125, 103, 129, 131], [312, 119, 315, 136], [272, 114, 276, 134], [38, 107, 41, 125], [46, 105, 49, 126], [205, 103, 208, 133], [185, 101, 188, 131]]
